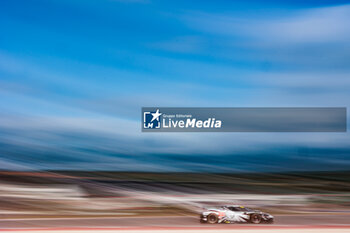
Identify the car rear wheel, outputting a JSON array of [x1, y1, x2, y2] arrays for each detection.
[[250, 214, 262, 224], [207, 213, 218, 224]]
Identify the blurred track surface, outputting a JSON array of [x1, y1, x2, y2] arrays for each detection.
[[1, 215, 350, 229]]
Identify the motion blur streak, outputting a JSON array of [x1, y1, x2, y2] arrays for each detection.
[[1, 229, 350, 233], [1, 171, 350, 229], [0, 1, 350, 172], [1, 0, 350, 231]]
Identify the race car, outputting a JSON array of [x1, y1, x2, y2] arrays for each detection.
[[200, 205, 274, 224]]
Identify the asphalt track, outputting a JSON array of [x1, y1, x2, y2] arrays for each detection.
[[1, 215, 350, 230]]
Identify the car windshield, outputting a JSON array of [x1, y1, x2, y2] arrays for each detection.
[[227, 206, 253, 211]]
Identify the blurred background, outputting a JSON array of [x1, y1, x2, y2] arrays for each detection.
[[0, 0, 350, 229]]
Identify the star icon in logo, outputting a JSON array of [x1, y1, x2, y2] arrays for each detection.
[[151, 109, 162, 122]]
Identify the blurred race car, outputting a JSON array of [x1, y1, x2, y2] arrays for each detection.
[[200, 205, 274, 224]]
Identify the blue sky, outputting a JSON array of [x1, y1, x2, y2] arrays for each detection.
[[0, 0, 350, 171]]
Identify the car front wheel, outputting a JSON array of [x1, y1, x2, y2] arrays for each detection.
[[207, 213, 218, 224], [250, 214, 262, 224]]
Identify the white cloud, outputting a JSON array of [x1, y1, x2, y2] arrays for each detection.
[[186, 5, 350, 44]]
